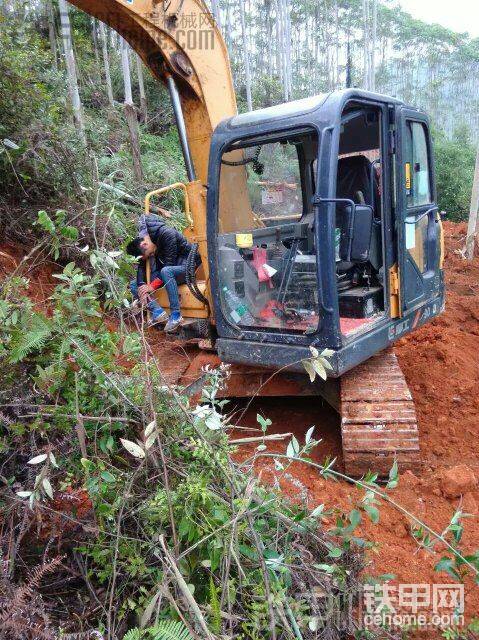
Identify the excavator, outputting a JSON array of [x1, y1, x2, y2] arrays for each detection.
[[68, 0, 445, 476]]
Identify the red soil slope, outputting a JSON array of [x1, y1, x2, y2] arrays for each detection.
[[233, 221, 479, 625], [0, 242, 57, 304]]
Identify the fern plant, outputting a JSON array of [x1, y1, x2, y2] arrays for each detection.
[[2, 263, 117, 375], [208, 576, 221, 634], [7, 311, 53, 364], [0, 557, 62, 639], [123, 621, 193, 640]]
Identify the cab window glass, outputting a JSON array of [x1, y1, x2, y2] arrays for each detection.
[[405, 122, 431, 208], [217, 131, 319, 334], [220, 140, 304, 232]]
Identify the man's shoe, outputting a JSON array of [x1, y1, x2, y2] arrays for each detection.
[[148, 311, 168, 328], [164, 312, 183, 333]]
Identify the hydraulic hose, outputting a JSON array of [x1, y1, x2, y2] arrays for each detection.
[[185, 244, 209, 307], [221, 146, 264, 175]]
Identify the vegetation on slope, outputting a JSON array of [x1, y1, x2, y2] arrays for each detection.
[[0, 244, 370, 638]]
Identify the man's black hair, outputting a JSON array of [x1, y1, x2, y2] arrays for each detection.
[[126, 238, 143, 258]]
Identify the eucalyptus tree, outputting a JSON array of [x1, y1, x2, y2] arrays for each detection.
[[135, 53, 148, 122], [58, 0, 85, 142], [465, 146, 479, 259], [121, 36, 143, 181], [45, 0, 58, 70], [98, 21, 114, 106], [239, 0, 253, 110]]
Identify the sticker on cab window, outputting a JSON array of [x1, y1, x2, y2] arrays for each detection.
[[236, 233, 253, 248], [261, 189, 283, 205]]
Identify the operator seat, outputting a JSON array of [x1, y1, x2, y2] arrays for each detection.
[[337, 155, 376, 208], [335, 154, 380, 285]]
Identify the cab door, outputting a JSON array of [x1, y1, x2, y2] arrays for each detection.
[[396, 110, 441, 312]]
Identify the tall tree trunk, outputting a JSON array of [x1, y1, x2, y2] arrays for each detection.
[[91, 17, 100, 67], [313, 4, 320, 89], [224, 0, 231, 49], [281, 0, 287, 99], [46, 0, 58, 71], [275, 0, 283, 82], [362, 0, 370, 90], [283, 0, 292, 99], [99, 21, 114, 106], [210, 0, 221, 29], [278, 0, 289, 101], [325, 4, 332, 90], [334, 0, 339, 88], [238, 0, 253, 111], [135, 53, 148, 123], [346, 36, 352, 88], [121, 37, 143, 181], [465, 145, 479, 259], [370, 0, 377, 91], [266, 1, 274, 82], [58, 0, 86, 142]]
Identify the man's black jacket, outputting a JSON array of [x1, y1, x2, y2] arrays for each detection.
[[136, 214, 200, 286]]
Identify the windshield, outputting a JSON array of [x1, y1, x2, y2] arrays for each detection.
[[216, 130, 320, 335]]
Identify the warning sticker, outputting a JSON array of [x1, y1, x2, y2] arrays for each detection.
[[236, 233, 253, 248], [405, 162, 411, 192]]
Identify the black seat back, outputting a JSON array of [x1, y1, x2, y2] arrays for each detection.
[[335, 155, 378, 269], [337, 155, 373, 205]]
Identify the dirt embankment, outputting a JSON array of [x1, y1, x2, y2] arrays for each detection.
[[233, 221, 479, 623], [396, 222, 479, 469], [0, 242, 58, 305]]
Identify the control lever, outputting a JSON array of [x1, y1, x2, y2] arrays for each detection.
[[277, 237, 300, 305]]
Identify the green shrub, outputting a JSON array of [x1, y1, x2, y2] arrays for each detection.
[[0, 262, 365, 638], [433, 126, 476, 221]]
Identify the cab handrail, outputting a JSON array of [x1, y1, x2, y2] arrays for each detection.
[[144, 182, 193, 227]]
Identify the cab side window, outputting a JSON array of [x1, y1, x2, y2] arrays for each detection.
[[405, 122, 431, 208]]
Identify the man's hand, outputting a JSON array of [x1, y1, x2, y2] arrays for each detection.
[[138, 284, 154, 305]]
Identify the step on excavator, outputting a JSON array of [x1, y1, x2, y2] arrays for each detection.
[[69, 0, 445, 476]]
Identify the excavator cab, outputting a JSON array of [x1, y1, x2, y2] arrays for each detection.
[[205, 90, 444, 475], [208, 90, 445, 378]]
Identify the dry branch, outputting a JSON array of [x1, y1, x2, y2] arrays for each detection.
[[229, 432, 292, 445]]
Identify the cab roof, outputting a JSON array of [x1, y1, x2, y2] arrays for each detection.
[[224, 88, 406, 131]]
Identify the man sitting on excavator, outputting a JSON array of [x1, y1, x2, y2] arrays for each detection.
[[127, 214, 201, 333]]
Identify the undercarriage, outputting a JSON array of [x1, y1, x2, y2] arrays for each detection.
[[176, 344, 420, 477]]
